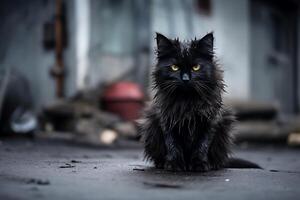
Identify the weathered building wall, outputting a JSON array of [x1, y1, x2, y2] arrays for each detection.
[[87, 0, 136, 88], [0, 0, 77, 111], [213, 0, 250, 100], [2, 0, 299, 112]]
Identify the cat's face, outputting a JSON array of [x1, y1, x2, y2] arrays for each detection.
[[153, 32, 219, 96]]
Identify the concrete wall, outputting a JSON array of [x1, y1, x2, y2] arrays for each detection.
[[0, 0, 77, 111], [213, 0, 250, 99], [87, 0, 136, 88]]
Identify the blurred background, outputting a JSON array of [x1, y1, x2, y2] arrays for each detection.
[[0, 0, 300, 145], [1, 1, 300, 199]]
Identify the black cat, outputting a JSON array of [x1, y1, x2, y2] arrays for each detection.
[[139, 32, 256, 172]]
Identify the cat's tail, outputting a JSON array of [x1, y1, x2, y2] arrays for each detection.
[[225, 158, 262, 169]]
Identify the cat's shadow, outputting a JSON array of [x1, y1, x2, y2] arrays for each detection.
[[132, 164, 225, 174], [130, 164, 227, 189]]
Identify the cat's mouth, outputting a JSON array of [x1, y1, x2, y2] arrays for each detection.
[[176, 83, 198, 93]]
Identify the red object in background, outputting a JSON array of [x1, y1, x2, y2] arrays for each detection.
[[102, 82, 145, 121]]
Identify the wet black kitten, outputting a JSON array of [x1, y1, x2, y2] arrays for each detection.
[[140, 32, 235, 172]]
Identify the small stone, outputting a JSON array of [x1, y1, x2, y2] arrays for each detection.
[[133, 168, 145, 171], [59, 163, 75, 168], [26, 178, 50, 185], [71, 160, 82, 163], [36, 180, 50, 185]]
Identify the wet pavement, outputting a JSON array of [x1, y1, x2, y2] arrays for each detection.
[[0, 138, 299, 200]]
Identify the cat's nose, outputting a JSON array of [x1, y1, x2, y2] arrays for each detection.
[[182, 73, 190, 82]]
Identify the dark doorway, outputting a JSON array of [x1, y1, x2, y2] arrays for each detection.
[[250, 0, 298, 115]]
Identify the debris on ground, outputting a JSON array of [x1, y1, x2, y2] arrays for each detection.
[[26, 178, 50, 186], [71, 160, 82, 163], [287, 132, 300, 146], [59, 163, 75, 168], [133, 168, 145, 171], [40, 82, 142, 146]]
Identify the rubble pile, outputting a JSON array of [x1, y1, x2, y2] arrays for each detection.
[[41, 88, 140, 146]]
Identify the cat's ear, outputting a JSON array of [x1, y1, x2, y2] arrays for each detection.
[[198, 32, 214, 52], [156, 32, 173, 53], [192, 32, 214, 59]]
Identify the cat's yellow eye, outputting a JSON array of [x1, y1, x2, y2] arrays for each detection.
[[192, 64, 201, 71], [170, 65, 179, 71]]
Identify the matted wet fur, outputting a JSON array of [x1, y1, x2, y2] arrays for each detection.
[[139, 32, 236, 172]]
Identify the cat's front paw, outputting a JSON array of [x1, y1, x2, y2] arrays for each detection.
[[190, 153, 210, 172], [190, 161, 210, 172], [164, 152, 186, 171]]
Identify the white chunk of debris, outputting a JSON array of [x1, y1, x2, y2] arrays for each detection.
[[225, 179, 230, 182], [99, 129, 118, 145], [288, 133, 300, 146]]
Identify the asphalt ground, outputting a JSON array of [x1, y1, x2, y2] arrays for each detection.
[[0, 137, 299, 200]]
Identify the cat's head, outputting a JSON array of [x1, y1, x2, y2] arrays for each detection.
[[153, 32, 223, 98]]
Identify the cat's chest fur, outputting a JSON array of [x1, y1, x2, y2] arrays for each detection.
[[162, 108, 211, 140], [157, 96, 214, 136]]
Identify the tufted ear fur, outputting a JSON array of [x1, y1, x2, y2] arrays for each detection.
[[198, 32, 214, 51], [155, 32, 177, 59], [191, 32, 214, 60], [156, 33, 173, 50]]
